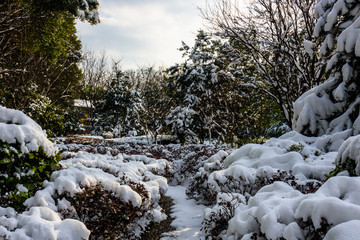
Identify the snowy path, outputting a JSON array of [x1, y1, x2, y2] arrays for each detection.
[[160, 185, 206, 240]]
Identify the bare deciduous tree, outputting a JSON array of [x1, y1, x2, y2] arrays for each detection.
[[78, 50, 110, 119], [0, 1, 30, 78], [202, 0, 325, 126]]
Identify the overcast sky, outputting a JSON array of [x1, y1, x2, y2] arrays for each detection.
[[76, 0, 208, 70]]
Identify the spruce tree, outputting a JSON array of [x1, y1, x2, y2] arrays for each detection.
[[293, 0, 360, 136]]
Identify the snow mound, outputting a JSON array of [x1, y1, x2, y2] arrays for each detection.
[[224, 176, 360, 239], [335, 134, 360, 175], [324, 220, 360, 240], [0, 206, 90, 240], [0, 106, 56, 156], [195, 131, 360, 239]]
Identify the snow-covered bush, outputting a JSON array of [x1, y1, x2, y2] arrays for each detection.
[[185, 129, 360, 239], [333, 135, 360, 176], [60, 183, 152, 239], [25, 143, 171, 239], [188, 132, 332, 206], [0, 106, 60, 208], [202, 193, 245, 238], [25, 95, 66, 137], [266, 123, 292, 138], [202, 175, 360, 239], [293, 0, 360, 136]]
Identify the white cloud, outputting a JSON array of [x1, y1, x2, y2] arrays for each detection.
[[76, 0, 207, 69]]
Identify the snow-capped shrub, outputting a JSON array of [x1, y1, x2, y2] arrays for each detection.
[[187, 134, 331, 206], [202, 193, 245, 239], [26, 95, 65, 137], [60, 183, 152, 239], [221, 177, 358, 239], [0, 206, 91, 240], [333, 135, 360, 176], [23, 148, 170, 239], [266, 123, 291, 138], [178, 145, 227, 183], [191, 129, 360, 239], [0, 107, 60, 208]]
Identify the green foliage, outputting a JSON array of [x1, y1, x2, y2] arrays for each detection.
[[286, 143, 305, 153], [22, 0, 100, 24], [62, 107, 84, 135], [326, 159, 357, 178], [0, 0, 94, 135], [165, 30, 284, 145], [0, 142, 60, 209], [25, 95, 66, 137], [94, 67, 143, 137]]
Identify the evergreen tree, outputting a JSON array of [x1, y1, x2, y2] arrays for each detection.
[[166, 31, 283, 145], [95, 66, 142, 137], [293, 0, 360, 136], [0, 0, 99, 135], [165, 31, 221, 143], [136, 67, 171, 143]]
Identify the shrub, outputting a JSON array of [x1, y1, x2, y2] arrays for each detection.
[[61, 184, 147, 239], [202, 193, 244, 239], [0, 142, 60, 209], [0, 106, 60, 209], [25, 96, 65, 137]]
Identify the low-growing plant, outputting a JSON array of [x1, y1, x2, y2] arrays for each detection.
[[202, 193, 243, 239], [0, 142, 60, 209], [188, 167, 323, 206], [60, 182, 154, 240], [286, 143, 305, 153], [325, 158, 357, 178]]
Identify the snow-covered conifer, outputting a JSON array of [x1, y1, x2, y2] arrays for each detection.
[[293, 0, 360, 136], [95, 69, 143, 137]]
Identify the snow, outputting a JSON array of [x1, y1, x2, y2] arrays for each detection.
[[0, 106, 56, 156], [324, 220, 360, 240], [0, 206, 90, 240], [73, 99, 94, 108], [161, 185, 206, 240], [304, 40, 315, 56], [3, 108, 360, 239], [335, 135, 360, 175], [337, 17, 360, 55]]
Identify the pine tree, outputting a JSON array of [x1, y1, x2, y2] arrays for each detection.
[[166, 31, 283, 145], [95, 68, 142, 137], [165, 31, 222, 143], [293, 0, 360, 136]]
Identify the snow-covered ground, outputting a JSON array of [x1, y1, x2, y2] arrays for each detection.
[[3, 106, 360, 239], [161, 185, 206, 240]]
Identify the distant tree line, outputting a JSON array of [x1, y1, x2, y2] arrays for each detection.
[[77, 32, 287, 146], [1, 0, 331, 145]]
